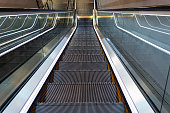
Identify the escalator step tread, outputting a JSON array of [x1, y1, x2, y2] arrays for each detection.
[[36, 103, 125, 113], [71, 39, 98, 41], [53, 70, 112, 83], [70, 42, 99, 46], [73, 37, 97, 40], [44, 83, 118, 103], [65, 50, 103, 55], [68, 46, 101, 50], [58, 62, 108, 70], [74, 32, 95, 34], [62, 54, 105, 62], [70, 40, 99, 45], [72, 35, 96, 38]]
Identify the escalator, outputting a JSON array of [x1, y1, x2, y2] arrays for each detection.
[[31, 18, 125, 113], [0, 8, 158, 113]]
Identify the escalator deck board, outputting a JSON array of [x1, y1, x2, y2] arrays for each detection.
[[36, 103, 125, 113], [53, 70, 112, 83], [44, 83, 118, 103]]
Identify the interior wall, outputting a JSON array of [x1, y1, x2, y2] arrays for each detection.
[[41, 0, 73, 10], [52, 0, 68, 10], [99, 0, 170, 9], [0, 0, 38, 8], [77, 0, 94, 15]]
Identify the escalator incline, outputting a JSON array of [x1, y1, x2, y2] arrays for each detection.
[[34, 19, 125, 113]]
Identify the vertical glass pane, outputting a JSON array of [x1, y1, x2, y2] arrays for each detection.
[[161, 67, 170, 113], [0, 11, 74, 107], [97, 11, 170, 112]]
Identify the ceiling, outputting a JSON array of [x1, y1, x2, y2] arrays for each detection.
[[0, 0, 170, 10], [76, 0, 94, 15], [99, 0, 170, 9], [0, 0, 37, 8]]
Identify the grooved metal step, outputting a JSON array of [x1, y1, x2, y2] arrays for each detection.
[[71, 39, 98, 42], [68, 46, 101, 50], [70, 42, 99, 46], [75, 32, 95, 34], [53, 70, 112, 83], [36, 103, 125, 113], [62, 54, 105, 62], [44, 83, 118, 103], [74, 32, 95, 34], [58, 62, 108, 70], [73, 34, 96, 37], [73, 37, 97, 40], [65, 50, 103, 55]]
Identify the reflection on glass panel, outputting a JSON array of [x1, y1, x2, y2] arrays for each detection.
[[0, 12, 74, 82], [97, 11, 170, 112], [161, 67, 170, 113], [0, 11, 74, 108]]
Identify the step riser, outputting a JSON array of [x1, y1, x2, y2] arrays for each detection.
[[53, 71, 112, 83], [70, 43, 99, 46], [65, 50, 103, 55], [62, 55, 105, 62], [58, 62, 108, 70]]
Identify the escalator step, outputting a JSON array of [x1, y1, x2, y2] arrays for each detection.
[[73, 37, 97, 40], [68, 46, 101, 50], [65, 49, 103, 55], [74, 34, 96, 37], [58, 62, 108, 70], [44, 83, 118, 103], [70, 42, 99, 46], [36, 103, 125, 113], [62, 54, 105, 62], [34, 24, 123, 112], [53, 70, 112, 83], [71, 39, 98, 42], [75, 32, 95, 35]]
